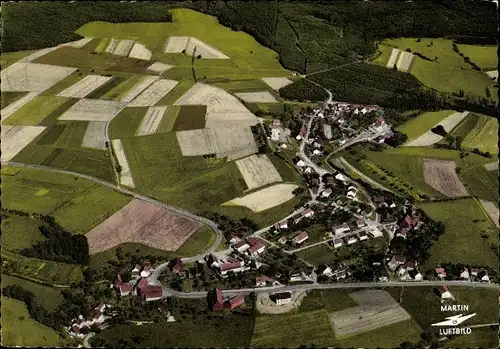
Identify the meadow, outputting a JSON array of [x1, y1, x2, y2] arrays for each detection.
[[2, 96, 70, 125], [155, 106, 180, 133], [457, 44, 498, 69], [395, 110, 454, 141], [175, 226, 216, 257], [461, 114, 498, 154], [1, 91, 27, 109], [109, 107, 148, 139], [1, 213, 47, 252], [418, 198, 498, 268], [1, 297, 63, 347]]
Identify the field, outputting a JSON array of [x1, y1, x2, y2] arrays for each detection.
[[1, 62, 76, 92], [112, 139, 135, 187], [262, 77, 293, 90], [235, 91, 278, 103], [418, 198, 498, 269], [137, 106, 167, 136], [2, 250, 83, 286], [2, 165, 132, 233], [396, 110, 454, 141], [165, 36, 230, 59], [1, 92, 39, 122], [461, 114, 498, 154], [0, 50, 38, 68], [236, 154, 282, 190], [395, 50, 414, 72], [173, 105, 207, 131], [1, 297, 63, 347], [57, 74, 112, 98], [155, 106, 180, 133], [128, 79, 179, 107], [1, 274, 64, 311], [251, 309, 337, 347], [129, 42, 152, 60], [120, 75, 158, 102], [422, 159, 468, 197], [2, 95, 69, 125], [109, 107, 148, 139], [58, 98, 127, 121], [227, 183, 298, 212], [176, 128, 217, 155], [1, 213, 47, 251], [100, 75, 144, 100], [479, 199, 499, 229], [1, 125, 46, 161], [81, 121, 107, 149], [457, 44, 498, 69], [86, 199, 202, 254], [175, 226, 216, 257], [146, 61, 172, 73]]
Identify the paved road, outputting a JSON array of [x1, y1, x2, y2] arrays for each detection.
[[3, 161, 223, 263], [83, 332, 95, 348]]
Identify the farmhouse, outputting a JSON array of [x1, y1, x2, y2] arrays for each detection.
[[69, 303, 109, 337], [278, 236, 288, 244], [388, 255, 407, 271], [460, 269, 470, 281], [356, 219, 366, 228], [333, 223, 350, 235], [333, 238, 344, 248], [206, 254, 246, 276], [272, 292, 292, 306], [274, 220, 289, 230], [246, 238, 266, 256], [255, 275, 276, 287], [345, 235, 358, 245], [210, 288, 224, 312], [301, 208, 315, 218], [234, 240, 251, 252], [292, 231, 309, 245], [224, 295, 245, 310]]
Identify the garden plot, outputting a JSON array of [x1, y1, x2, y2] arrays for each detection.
[[386, 48, 401, 69], [236, 155, 283, 190], [128, 79, 179, 107], [262, 77, 294, 90], [235, 91, 278, 103], [104, 38, 119, 54], [164, 36, 190, 53], [57, 75, 112, 98], [58, 99, 127, 122], [128, 42, 152, 60], [486, 70, 498, 80], [395, 51, 414, 72], [423, 159, 468, 197], [137, 107, 167, 136], [227, 183, 298, 212], [1, 62, 76, 92], [147, 61, 173, 73], [112, 139, 135, 188], [405, 111, 470, 146], [81, 121, 106, 149], [1, 92, 39, 122], [176, 128, 218, 156], [329, 290, 411, 338], [184, 37, 229, 59], [1, 125, 46, 161], [86, 198, 201, 254], [484, 161, 498, 171], [211, 124, 258, 161], [479, 200, 499, 229], [113, 39, 135, 57], [119, 75, 158, 103]]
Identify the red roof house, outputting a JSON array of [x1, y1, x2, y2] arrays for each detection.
[[141, 285, 163, 301], [435, 267, 447, 278], [211, 288, 224, 312], [247, 240, 265, 255], [169, 258, 184, 275], [118, 282, 133, 296], [403, 215, 414, 229], [224, 295, 245, 310], [292, 231, 309, 245]]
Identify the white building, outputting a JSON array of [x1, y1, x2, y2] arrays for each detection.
[[274, 292, 292, 306]]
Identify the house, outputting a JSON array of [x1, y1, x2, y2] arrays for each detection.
[[356, 219, 366, 228], [335, 173, 348, 182], [435, 267, 447, 278], [310, 177, 320, 187], [205, 254, 219, 268], [272, 119, 281, 127], [358, 231, 368, 241], [479, 270, 490, 283], [274, 220, 288, 230], [234, 240, 250, 252], [132, 264, 141, 278], [402, 215, 414, 229], [374, 196, 386, 206], [296, 160, 306, 167], [271, 127, 281, 141], [299, 125, 307, 138], [346, 190, 357, 200], [332, 223, 350, 235], [292, 231, 309, 245], [304, 167, 312, 174], [247, 240, 265, 256], [289, 273, 302, 282], [224, 295, 245, 310], [169, 258, 184, 276], [321, 189, 333, 198], [388, 255, 407, 270], [319, 265, 333, 277], [301, 208, 314, 218], [292, 213, 303, 223], [470, 268, 479, 276], [313, 149, 322, 155], [460, 269, 470, 281], [404, 261, 416, 271], [211, 288, 224, 312], [278, 236, 288, 244], [229, 235, 241, 245], [437, 285, 454, 300], [323, 124, 332, 139], [395, 227, 408, 239], [273, 292, 292, 305], [332, 264, 349, 279], [408, 269, 423, 281], [345, 235, 358, 245], [333, 238, 343, 248], [141, 285, 163, 302], [220, 259, 245, 275], [118, 282, 133, 296], [255, 275, 275, 287]]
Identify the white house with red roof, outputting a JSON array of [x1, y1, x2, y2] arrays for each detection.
[[387, 255, 406, 270], [435, 267, 447, 278], [247, 240, 265, 256], [234, 240, 250, 253], [301, 208, 314, 218], [292, 231, 309, 245], [274, 220, 289, 230]]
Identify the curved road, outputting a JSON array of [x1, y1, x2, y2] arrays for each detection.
[[2, 161, 223, 262]]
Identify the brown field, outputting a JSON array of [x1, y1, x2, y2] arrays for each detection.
[[86, 199, 201, 254], [423, 159, 468, 197], [329, 290, 411, 338]]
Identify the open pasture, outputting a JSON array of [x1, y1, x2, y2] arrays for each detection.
[[128, 79, 178, 107], [1, 213, 47, 252], [86, 198, 202, 254], [227, 183, 298, 212], [457, 44, 498, 69], [461, 114, 498, 154], [119, 75, 158, 102], [1, 62, 76, 92], [176, 128, 217, 156], [2, 95, 70, 126], [58, 98, 127, 121], [262, 77, 294, 90], [81, 121, 107, 149], [235, 91, 278, 103], [137, 106, 167, 136], [1, 92, 39, 122], [1, 125, 46, 161], [128, 42, 152, 60], [405, 111, 470, 146], [57, 74, 112, 98], [147, 61, 173, 73], [236, 154, 282, 190], [423, 159, 468, 197], [112, 139, 135, 187], [396, 110, 454, 141]]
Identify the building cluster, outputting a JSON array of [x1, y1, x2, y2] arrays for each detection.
[[114, 260, 163, 301], [269, 119, 292, 144], [387, 255, 422, 281], [229, 236, 266, 257], [68, 302, 108, 338], [317, 263, 351, 280], [209, 288, 246, 312], [394, 213, 422, 239], [435, 266, 490, 283], [330, 220, 383, 249]]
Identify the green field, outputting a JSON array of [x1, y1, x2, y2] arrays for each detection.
[[1, 213, 47, 252], [173, 105, 207, 131], [54, 121, 89, 148], [175, 226, 216, 256], [372, 44, 393, 65], [396, 110, 455, 141], [109, 107, 148, 139], [446, 112, 481, 144], [2, 166, 131, 233], [40, 71, 87, 96], [155, 106, 180, 133], [251, 309, 337, 347], [1, 91, 27, 109], [2, 96, 70, 125], [1, 297, 63, 347], [2, 250, 84, 286], [457, 44, 498, 69], [101, 75, 145, 101], [86, 76, 127, 99], [461, 167, 499, 204], [38, 98, 80, 126], [462, 114, 498, 154], [0, 50, 37, 68], [380, 38, 497, 99], [418, 198, 498, 269], [211, 79, 274, 93], [156, 80, 194, 105], [1, 274, 64, 311]]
